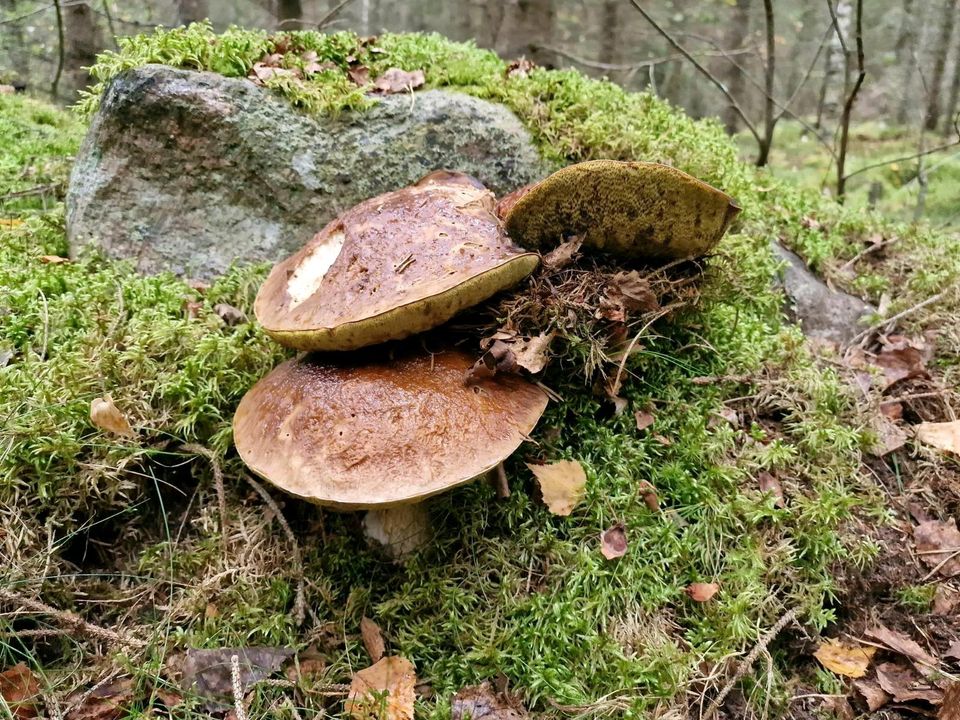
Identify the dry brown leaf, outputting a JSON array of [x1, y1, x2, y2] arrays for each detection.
[[872, 337, 929, 389], [451, 681, 525, 719], [600, 524, 627, 560], [941, 682, 960, 720], [213, 303, 246, 326], [914, 520, 960, 578], [175, 647, 293, 710], [348, 66, 371, 85], [361, 617, 386, 663], [916, 421, 960, 456], [686, 582, 719, 602], [757, 471, 785, 507], [505, 58, 536, 79], [814, 639, 876, 678], [870, 415, 908, 456], [39, 254, 69, 264], [346, 656, 416, 720], [634, 410, 655, 432], [541, 237, 582, 269], [853, 679, 890, 712], [65, 678, 134, 720], [880, 401, 903, 420], [248, 62, 296, 84], [866, 625, 940, 678], [372, 68, 425, 94], [0, 664, 39, 720], [934, 585, 960, 616], [89, 395, 135, 437], [642, 487, 660, 512], [511, 333, 554, 374], [945, 640, 960, 662], [527, 460, 586, 516], [875, 662, 942, 704]]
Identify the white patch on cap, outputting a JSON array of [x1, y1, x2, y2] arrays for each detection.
[[286, 230, 346, 308]]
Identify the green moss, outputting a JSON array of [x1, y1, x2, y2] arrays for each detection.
[[0, 34, 905, 718]]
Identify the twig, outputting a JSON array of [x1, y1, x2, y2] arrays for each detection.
[[851, 291, 946, 345], [181, 443, 228, 559], [774, 23, 834, 123], [535, 45, 754, 72], [921, 548, 960, 582], [701, 607, 800, 720], [0, 587, 147, 648], [628, 0, 761, 146], [244, 473, 306, 626], [316, 0, 356, 29], [231, 654, 249, 720], [0, 184, 58, 201], [843, 117, 960, 181]]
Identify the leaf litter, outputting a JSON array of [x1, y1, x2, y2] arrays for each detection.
[[346, 656, 416, 720], [526, 460, 586, 516]]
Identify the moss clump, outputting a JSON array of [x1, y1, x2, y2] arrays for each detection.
[[0, 35, 900, 719]]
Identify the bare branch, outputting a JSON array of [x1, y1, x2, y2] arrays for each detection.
[[756, 0, 776, 166], [50, 0, 65, 100], [836, 0, 866, 198], [627, 0, 761, 144], [774, 23, 834, 122], [825, 0, 850, 55], [534, 45, 755, 73], [316, 0, 357, 29], [844, 117, 960, 181]]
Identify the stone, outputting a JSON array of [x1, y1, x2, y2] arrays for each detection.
[[771, 240, 875, 345], [67, 64, 552, 279]]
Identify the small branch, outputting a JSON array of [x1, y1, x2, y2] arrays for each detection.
[[852, 291, 947, 346], [836, 0, 866, 199], [843, 117, 960, 181], [316, 0, 356, 29], [774, 23, 834, 123], [534, 45, 754, 73], [628, 0, 761, 145], [0, 184, 59, 202]]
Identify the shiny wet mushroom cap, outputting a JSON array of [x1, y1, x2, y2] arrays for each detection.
[[232, 346, 549, 511], [255, 171, 539, 351], [498, 160, 742, 261]]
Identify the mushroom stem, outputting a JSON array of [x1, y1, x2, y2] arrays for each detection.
[[362, 504, 431, 559]]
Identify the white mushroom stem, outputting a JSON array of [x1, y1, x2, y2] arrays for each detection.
[[362, 503, 431, 559]]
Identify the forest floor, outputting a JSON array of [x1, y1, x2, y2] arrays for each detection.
[[1, 28, 960, 720]]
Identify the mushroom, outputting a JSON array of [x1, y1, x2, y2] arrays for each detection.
[[497, 160, 742, 260], [232, 345, 548, 556], [254, 171, 539, 351]]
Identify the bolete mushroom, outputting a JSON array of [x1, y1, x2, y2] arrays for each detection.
[[498, 160, 741, 260], [232, 346, 548, 556], [254, 171, 539, 351]]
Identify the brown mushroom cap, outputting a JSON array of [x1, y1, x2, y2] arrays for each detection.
[[232, 347, 549, 510], [499, 160, 742, 260], [254, 171, 539, 351]]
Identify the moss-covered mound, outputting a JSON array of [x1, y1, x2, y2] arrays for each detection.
[[1, 26, 954, 719]]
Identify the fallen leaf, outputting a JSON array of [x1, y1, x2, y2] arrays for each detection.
[[880, 401, 903, 420], [945, 640, 960, 662], [213, 303, 246, 326], [814, 639, 876, 678], [361, 617, 386, 663], [916, 421, 960, 456], [713, 407, 740, 426], [875, 662, 942, 704], [610, 395, 629, 416], [934, 585, 960, 616], [870, 415, 908, 456], [175, 647, 293, 710], [866, 625, 940, 678], [608, 271, 659, 314], [801, 216, 822, 230], [285, 647, 327, 685], [65, 678, 134, 720], [184, 300, 204, 319], [510, 333, 554, 374], [600, 524, 627, 560], [346, 656, 416, 720], [641, 486, 660, 512], [757, 471, 785, 507], [0, 664, 39, 719], [686, 582, 719, 602], [451, 681, 526, 719], [853, 679, 890, 712], [634, 410, 655, 432], [39, 255, 69, 264], [941, 682, 960, 720], [527, 460, 586, 516], [652, 434, 672, 446], [914, 520, 960, 578], [187, 279, 211, 293], [505, 58, 536, 79], [248, 62, 296, 84], [89, 395, 135, 437], [372, 68, 424, 94], [541, 237, 582, 269], [872, 337, 929, 389], [348, 66, 371, 86]]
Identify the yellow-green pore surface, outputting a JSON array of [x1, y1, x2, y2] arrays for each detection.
[[502, 160, 742, 260], [8, 26, 958, 718], [254, 172, 537, 351]]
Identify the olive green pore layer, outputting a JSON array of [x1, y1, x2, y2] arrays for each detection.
[[262, 254, 539, 351], [504, 160, 741, 260]]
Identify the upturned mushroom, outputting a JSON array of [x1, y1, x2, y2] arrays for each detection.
[[254, 171, 539, 351], [232, 346, 548, 556], [497, 160, 741, 261]]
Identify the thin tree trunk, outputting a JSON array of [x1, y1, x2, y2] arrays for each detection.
[[63, 1, 100, 101], [756, 0, 776, 166], [722, 0, 752, 134], [836, 0, 865, 199], [177, 0, 209, 25], [277, 0, 304, 29], [924, 0, 958, 131], [944, 24, 960, 134], [51, 0, 65, 101], [818, 0, 851, 128], [599, 1, 620, 67], [895, 0, 917, 124]]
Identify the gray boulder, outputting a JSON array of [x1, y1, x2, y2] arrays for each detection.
[[67, 64, 551, 278], [772, 240, 875, 345]]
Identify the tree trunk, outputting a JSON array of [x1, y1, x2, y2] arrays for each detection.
[[177, 0, 209, 26], [944, 26, 960, 134], [756, 0, 775, 166], [894, 0, 918, 125], [599, 0, 620, 67], [817, 0, 852, 128], [499, 0, 555, 65], [63, 2, 101, 101], [277, 0, 304, 29], [925, 0, 959, 130], [721, 0, 752, 134]]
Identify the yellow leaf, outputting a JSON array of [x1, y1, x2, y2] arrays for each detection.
[[814, 639, 876, 678], [346, 656, 416, 720], [0, 218, 24, 229], [916, 420, 960, 455], [526, 460, 586, 516], [89, 395, 136, 437]]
